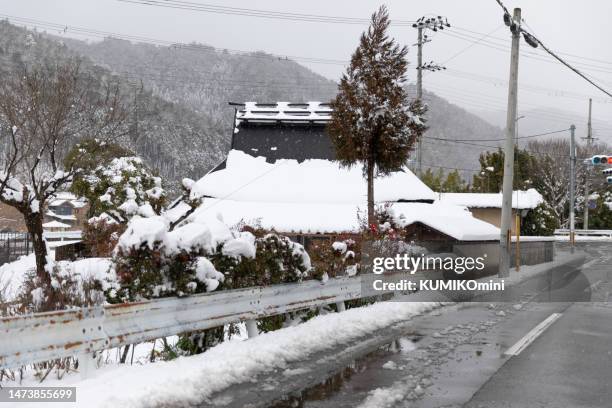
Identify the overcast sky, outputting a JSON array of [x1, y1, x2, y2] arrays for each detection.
[[2, 0, 612, 137]]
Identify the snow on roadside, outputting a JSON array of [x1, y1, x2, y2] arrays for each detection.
[[0, 253, 36, 302], [16, 301, 438, 408], [0, 253, 110, 305]]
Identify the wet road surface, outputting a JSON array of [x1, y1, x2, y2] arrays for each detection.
[[207, 243, 612, 408]]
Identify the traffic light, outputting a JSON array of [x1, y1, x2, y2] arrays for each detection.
[[603, 168, 612, 175], [591, 155, 612, 165], [592, 155, 608, 165], [608, 176, 612, 185]]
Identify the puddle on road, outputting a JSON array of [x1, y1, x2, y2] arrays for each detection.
[[269, 334, 422, 408]]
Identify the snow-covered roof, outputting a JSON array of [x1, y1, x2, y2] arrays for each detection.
[[190, 199, 500, 241], [48, 192, 87, 208], [46, 210, 77, 221], [43, 220, 71, 229], [438, 189, 544, 210], [191, 150, 436, 204], [236, 101, 331, 123]]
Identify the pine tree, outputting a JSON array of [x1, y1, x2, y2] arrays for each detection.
[[442, 170, 468, 193], [327, 5, 425, 226], [421, 168, 443, 191], [472, 147, 534, 193]]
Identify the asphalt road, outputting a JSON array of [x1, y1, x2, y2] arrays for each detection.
[[205, 242, 612, 408], [464, 243, 612, 408]]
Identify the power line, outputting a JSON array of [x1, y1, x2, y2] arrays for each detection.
[[420, 161, 481, 173], [423, 136, 593, 160], [0, 14, 349, 66], [425, 128, 569, 143], [117, 0, 416, 25], [492, 0, 612, 99], [5, 13, 612, 108], [121, 0, 612, 76]]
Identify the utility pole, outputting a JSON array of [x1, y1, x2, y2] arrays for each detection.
[[570, 124, 576, 251], [583, 98, 593, 230], [412, 16, 450, 175], [499, 8, 521, 278], [416, 26, 423, 175]]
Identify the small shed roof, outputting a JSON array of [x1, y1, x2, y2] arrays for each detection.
[[438, 189, 544, 210], [43, 220, 71, 229]]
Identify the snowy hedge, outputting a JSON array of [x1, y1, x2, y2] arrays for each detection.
[[110, 213, 311, 302]]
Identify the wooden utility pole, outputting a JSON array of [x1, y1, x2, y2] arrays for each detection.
[[499, 8, 521, 278]]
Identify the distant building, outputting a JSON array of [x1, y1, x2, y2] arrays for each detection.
[[438, 189, 544, 234], [44, 192, 88, 231], [0, 192, 88, 233]]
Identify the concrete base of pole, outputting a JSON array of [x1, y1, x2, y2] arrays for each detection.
[[498, 240, 511, 278]]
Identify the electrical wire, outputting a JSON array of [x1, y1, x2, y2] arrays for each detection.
[[492, 0, 612, 99], [425, 128, 569, 143]]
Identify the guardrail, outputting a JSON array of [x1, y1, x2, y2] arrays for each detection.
[[0, 273, 386, 375], [1, 249, 583, 378], [554, 229, 612, 237]]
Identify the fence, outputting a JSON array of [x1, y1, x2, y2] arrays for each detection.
[[0, 231, 83, 266], [0, 232, 32, 265]]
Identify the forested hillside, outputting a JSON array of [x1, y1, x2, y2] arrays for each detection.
[[0, 20, 504, 186]]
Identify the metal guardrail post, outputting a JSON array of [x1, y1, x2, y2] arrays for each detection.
[[245, 320, 259, 338], [78, 352, 96, 379]]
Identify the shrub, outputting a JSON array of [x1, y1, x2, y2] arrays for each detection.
[[83, 217, 126, 257], [521, 202, 559, 236]]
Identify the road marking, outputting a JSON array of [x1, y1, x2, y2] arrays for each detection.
[[504, 313, 563, 356]]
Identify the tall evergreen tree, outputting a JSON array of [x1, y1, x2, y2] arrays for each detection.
[[327, 6, 425, 226]]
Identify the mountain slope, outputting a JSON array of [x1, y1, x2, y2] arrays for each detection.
[[2, 20, 503, 187], [62, 36, 503, 183]]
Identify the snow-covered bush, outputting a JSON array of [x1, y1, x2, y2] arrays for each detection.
[[76, 154, 167, 224], [110, 216, 224, 301], [521, 202, 559, 236], [309, 237, 359, 281], [110, 213, 311, 353], [83, 216, 126, 257], [210, 233, 310, 289], [110, 213, 311, 302], [16, 259, 113, 312]]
